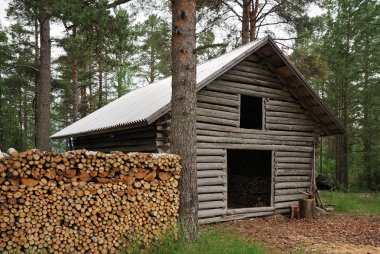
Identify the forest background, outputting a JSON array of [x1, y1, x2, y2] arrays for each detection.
[[0, 0, 378, 191]]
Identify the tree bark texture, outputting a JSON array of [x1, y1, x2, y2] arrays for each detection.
[[249, 0, 259, 41], [171, 0, 198, 240], [36, 2, 51, 150], [71, 27, 79, 122], [242, 0, 250, 44]]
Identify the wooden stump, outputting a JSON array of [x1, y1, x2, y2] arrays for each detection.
[[298, 198, 314, 219]]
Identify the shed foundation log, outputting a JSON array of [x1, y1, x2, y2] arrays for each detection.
[[222, 211, 274, 221], [226, 207, 274, 215], [275, 194, 307, 202], [198, 217, 222, 225], [275, 188, 309, 195], [198, 209, 225, 219], [274, 201, 299, 209]]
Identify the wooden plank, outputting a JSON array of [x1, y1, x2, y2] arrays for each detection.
[[198, 208, 225, 218], [226, 207, 274, 215], [266, 117, 316, 126], [266, 104, 305, 114], [275, 188, 309, 195], [198, 185, 226, 194], [199, 193, 225, 202], [197, 102, 238, 113], [266, 111, 312, 120], [197, 149, 225, 156], [274, 201, 298, 209], [275, 151, 312, 157], [197, 156, 225, 163], [197, 178, 225, 186], [198, 89, 239, 101], [227, 69, 281, 85], [239, 60, 270, 71], [275, 169, 311, 176], [197, 135, 312, 147], [199, 201, 225, 210], [275, 182, 311, 189], [233, 64, 272, 76], [198, 217, 222, 224], [276, 176, 310, 183], [197, 115, 239, 127], [275, 194, 307, 203], [268, 100, 302, 109], [197, 94, 240, 107], [197, 163, 226, 170], [221, 211, 275, 221], [266, 123, 317, 132], [276, 163, 311, 169], [275, 157, 312, 164], [197, 122, 314, 137], [198, 143, 313, 152], [197, 170, 225, 178], [197, 108, 239, 121]]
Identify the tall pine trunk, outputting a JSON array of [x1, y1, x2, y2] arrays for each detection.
[[249, 0, 259, 41], [71, 27, 79, 122], [36, 2, 51, 150], [171, 0, 198, 241], [242, 0, 250, 44]]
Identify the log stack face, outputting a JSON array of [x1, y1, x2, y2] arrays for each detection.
[[195, 52, 320, 224], [0, 150, 180, 253]]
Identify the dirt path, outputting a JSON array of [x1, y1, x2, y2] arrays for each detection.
[[212, 213, 380, 253]]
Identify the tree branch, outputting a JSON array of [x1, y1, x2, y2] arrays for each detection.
[[14, 65, 39, 73], [193, 43, 228, 53]]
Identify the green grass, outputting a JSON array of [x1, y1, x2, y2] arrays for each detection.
[[122, 228, 269, 254], [321, 191, 380, 215]]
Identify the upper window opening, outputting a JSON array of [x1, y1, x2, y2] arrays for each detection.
[[240, 95, 263, 129]]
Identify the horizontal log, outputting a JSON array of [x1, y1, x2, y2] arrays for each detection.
[[275, 208, 291, 214], [267, 100, 302, 109], [197, 102, 238, 113], [197, 143, 313, 152], [246, 54, 261, 62], [197, 185, 226, 194], [197, 156, 225, 163], [198, 193, 225, 202], [77, 138, 155, 149], [197, 129, 314, 144], [276, 163, 311, 169], [275, 194, 308, 202], [222, 211, 274, 221], [198, 217, 222, 225], [226, 207, 274, 215], [275, 151, 312, 157], [266, 123, 317, 132], [200, 136, 311, 147], [197, 108, 239, 121], [198, 208, 225, 219], [266, 111, 312, 120], [197, 123, 314, 137], [275, 169, 311, 176], [197, 94, 240, 107], [197, 170, 225, 178], [275, 182, 311, 189], [226, 69, 280, 85], [197, 116, 239, 127], [266, 104, 305, 114], [197, 149, 225, 156], [197, 163, 226, 170], [275, 188, 309, 195], [199, 201, 226, 210], [276, 176, 310, 183], [210, 80, 293, 102], [274, 201, 298, 209], [233, 63, 272, 76], [198, 89, 239, 101], [197, 135, 312, 147], [197, 177, 225, 186], [266, 117, 316, 126], [275, 157, 312, 164]]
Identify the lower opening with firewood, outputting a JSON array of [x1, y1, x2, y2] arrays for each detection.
[[227, 149, 273, 209]]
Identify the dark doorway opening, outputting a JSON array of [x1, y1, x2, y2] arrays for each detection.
[[240, 95, 262, 129], [227, 150, 272, 209]]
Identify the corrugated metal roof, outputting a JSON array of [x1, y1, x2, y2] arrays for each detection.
[[52, 35, 344, 139], [51, 37, 269, 138]]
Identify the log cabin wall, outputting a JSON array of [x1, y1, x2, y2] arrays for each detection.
[[195, 53, 321, 224], [73, 124, 157, 153]]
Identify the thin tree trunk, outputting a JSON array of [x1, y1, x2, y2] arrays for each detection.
[[242, 0, 250, 44], [149, 47, 155, 83], [34, 17, 39, 147], [80, 86, 87, 118], [98, 60, 103, 108], [171, 0, 198, 241], [71, 27, 79, 122], [36, 2, 51, 150], [249, 0, 259, 41]]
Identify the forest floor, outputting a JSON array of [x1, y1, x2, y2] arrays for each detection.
[[211, 212, 380, 254]]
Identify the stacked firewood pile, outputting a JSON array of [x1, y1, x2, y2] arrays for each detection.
[[0, 148, 181, 253], [228, 175, 271, 208]]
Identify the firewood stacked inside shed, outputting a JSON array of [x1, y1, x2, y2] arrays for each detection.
[[0, 149, 181, 253]]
